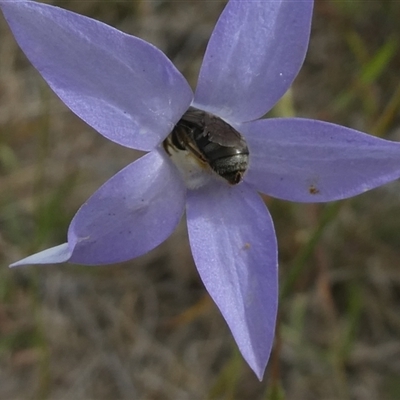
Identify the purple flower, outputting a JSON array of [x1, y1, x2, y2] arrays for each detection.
[[2, 0, 400, 379]]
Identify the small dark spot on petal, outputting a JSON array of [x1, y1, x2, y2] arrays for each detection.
[[309, 184, 320, 195], [242, 243, 251, 250]]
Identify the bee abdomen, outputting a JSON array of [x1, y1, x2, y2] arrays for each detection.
[[209, 153, 249, 185]]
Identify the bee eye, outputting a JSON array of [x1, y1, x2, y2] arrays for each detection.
[[163, 107, 249, 186]]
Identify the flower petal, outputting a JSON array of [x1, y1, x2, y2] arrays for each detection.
[[186, 180, 278, 379], [0, 0, 193, 151], [194, 0, 313, 123], [242, 118, 400, 202], [12, 150, 186, 266], [10, 243, 72, 267]]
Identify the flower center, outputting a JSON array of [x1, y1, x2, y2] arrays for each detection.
[[163, 107, 249, 188]]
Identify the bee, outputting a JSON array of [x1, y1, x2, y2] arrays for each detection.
[[163, 107, 249, 185]]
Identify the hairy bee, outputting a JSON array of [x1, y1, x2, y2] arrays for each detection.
[[163, 107, 249, 185]]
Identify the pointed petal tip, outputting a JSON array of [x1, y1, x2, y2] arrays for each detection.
[[9, 243, 72, 267], [187, 180, 277, 382], [245, 334, 272, 381], [1, 0, 192, 151], [244, 118, 400, 202], [255, 365, 266, 382], [195, 0, 313, 122]]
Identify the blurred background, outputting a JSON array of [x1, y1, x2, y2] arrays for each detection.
[[1, 0, 400, 399]]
